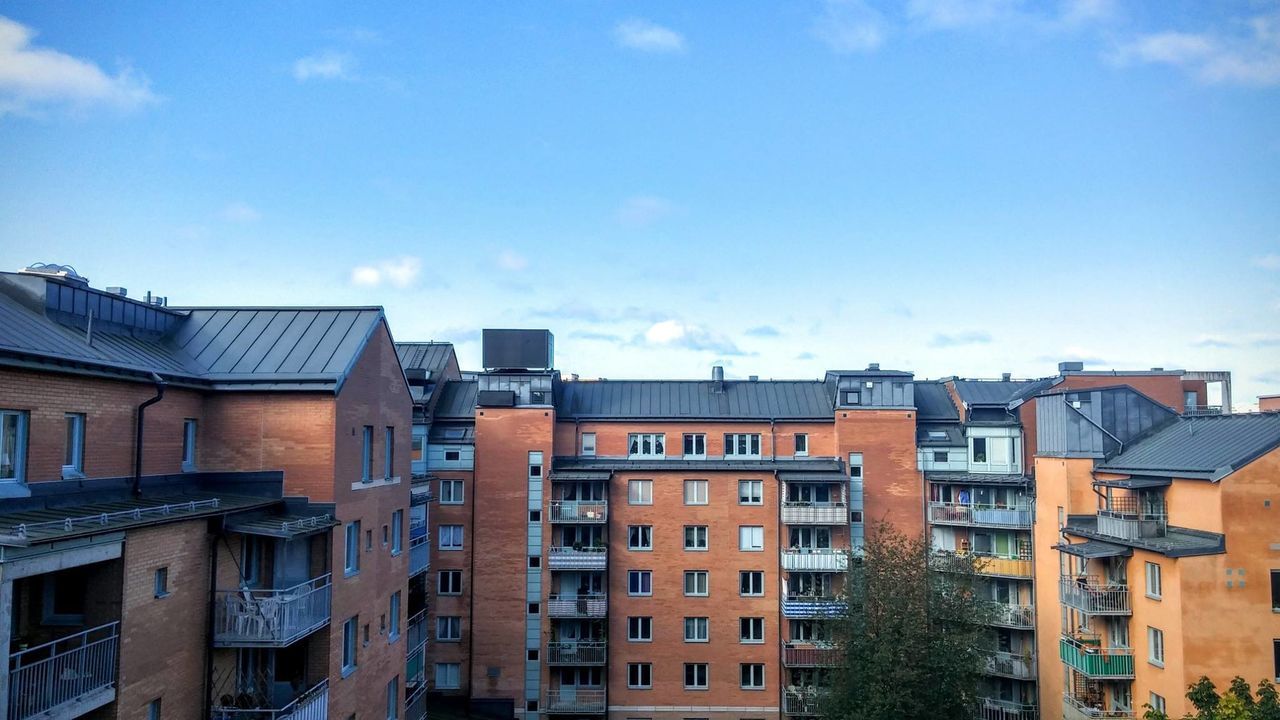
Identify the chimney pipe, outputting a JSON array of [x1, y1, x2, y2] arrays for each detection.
[[712, 366, 724, 382], [867, 363, 880, 371], [1001, 373, 1011, 381]]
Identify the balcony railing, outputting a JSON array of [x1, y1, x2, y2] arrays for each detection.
[[545, 689, 606, 714], [8, 622, 119, 720], [782, 502, 849, 525], [1059, 576, 1130, 615], [547, 593, 607, 618], [1063, 693, 1135, 720], [977, 697, 1039, 720], [213, 574, 332, 647], [547, 640, 606, 665], [548, 546, 607, 570], [1183, 404, 1223, 417], [929, 502, 1031, 529], [989, 603, 1035, 629], [784, 642, 839, 666], [406, 608, 428, 694], [782, 593, 844, 618], [986, 651, 1036, 680], [1097, 496, 1167, 540], [782, 548, 849, 572], [210, 678, 328, 720], [784, 688, 827, 715], [974, 554, 1033, 578], [1059, 636, 1134, 679], [550, 501, 608, 524], [409, 536, 430, 577]]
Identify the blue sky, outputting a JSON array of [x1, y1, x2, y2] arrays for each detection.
[[1, 1, 1278, 406]]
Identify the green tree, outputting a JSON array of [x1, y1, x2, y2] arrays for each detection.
[[1187, 676, 1222, 720], [1141, 703, 1171, 720], [1255, 679, 1280, 720], [1230, 678, 1258, 710], [821, 522, 995, 720]]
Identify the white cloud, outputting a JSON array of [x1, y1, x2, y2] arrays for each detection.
[[220, 201, 261, 223], [350, 256, 422, 288], [617, 195, 675, 227], [497, 250, 528, 272], [813, 0, 885, 54], [614, 19, 686, 53], [1253, 253, 1280, 270], [1112, 12, 1280, 86], [640, 320, 748, 356], [0, 15, 157, 117], [906, 0, 1019, 29], [1059, 0, 1115, 26], [293, 51, 355, 81]]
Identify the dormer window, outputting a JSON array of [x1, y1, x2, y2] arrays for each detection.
[[928, 430, 946, 440], [844, 391, 861, 405]]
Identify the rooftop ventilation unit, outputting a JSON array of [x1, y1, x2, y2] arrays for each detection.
[[867, 363, 880, 371], [19, 262, 89, 286], [1002, 373, 1012, 381], [1059, 361, 1085, 373], [482, 329, 553, 370]]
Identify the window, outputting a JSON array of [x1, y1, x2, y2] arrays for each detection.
[[1275, 640, 1280, 681], [437, 616, 461, 641], [529, 510, 540, 522], [739, 525, 764, 551], [739, 479, 763, 505], [972, 437, 988, 464], [740, 617, 764, 643], [391, 510, 403, 555], [725, 433, 762, 458], [1271, 570, 1280, 611], [342, 617, 358, 675], [362, 426, 374, 482], [628, 570, 653, 596], [740, 663, 765, 689], [581, 433, 596, 456], [628, 433, 666, 458], [684, 617, 709, 642], [684, 570, 709, 596], [345, 521, 361, 575], [528, 451, 542, 478], [1148, 627, 1165, 667], [845, 390, 861, 405], [740, 571, 764, 596], [412, 426, 426, 466], [628, 479, 653, 505], [849, 452, 863, 478], [628, 663, 652, 689], [684, 663, 708, 689], [148, 698, 161, 720], [0, 410, 28, 482], [684, 526, 708, 551], [63, 413, 85, 478], [444, 448, 461, 462], [387, 675, 399, 720], [932, 451, 948, 463], [628, 616, 653, 641], [154, 567, 169, 598], [794, 434, 808, 456], [1150, 693, 1166, 714], [628, 525, 653, 551], [441, 479, 464, 504], [182, 418, 197, 470], [384, 427, 395, 479], [1146, 562, 1162, 599], [684, 479, 708, 505], [439, 525, 464, 550], [382, 524, 391, 548], [366, 528, 373, 551], [435, 663, 461, 689], [438, 570, 462, 595], [683, 434, 706, 458]]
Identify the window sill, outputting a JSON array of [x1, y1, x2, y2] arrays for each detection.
[[154, 592, 171, 600], [440, 500, 464, 506], [684, 548, 709, 552], [1146, 593, 1162, 601], [391, 550, 402, 557], [389, 632, 400, 644], [181, 463, 197, 473], [0, 482, 32, 499], [61, 468, 85, 480], [1149, 660, 1165, 669], [341, 665, 358, 679], [344, 569, 360, 579]]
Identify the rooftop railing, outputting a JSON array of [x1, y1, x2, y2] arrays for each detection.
[[213, 574, 331, 647], [8, 622, 119, 720], [1183, 405, 1223, 417], [1059, 576, 1131, 615]]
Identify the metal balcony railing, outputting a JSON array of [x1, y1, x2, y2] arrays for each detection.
[[1097, 496, 1167, 540], [1059, 636, 1134, 679], [547, 593, 608, 618], [8, 622, 119, 720], [545, 689, 606, 714], [784, 688, 827, 715], [409, 536, 430, 577], [783, 642, 839, 666], [977, 697, 1039, 720], [210, 678, 328, 720], [547, 546, 607, 569], [782, 593, 844, 618], [782, 548, 849, 572], [547, 640, 606, 665], [1183, 405, 1223, 417], [986, 651, 1036, 680], [782, 502, 849, 525], [213, 574, 331, 646], [550, 501, 607, 524], [929, 502, 1031, 528], [1063, 692, 1135, 720], [1059, 576, 1130, 615], [989, 603, 1035, 629]]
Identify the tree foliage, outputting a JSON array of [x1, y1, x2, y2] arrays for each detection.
[[1141, 677, 1280, 720]]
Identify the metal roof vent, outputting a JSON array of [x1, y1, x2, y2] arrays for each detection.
[[711, 365, 725, 393], [1001, 373, 1012, 381], [1059, 361, 1085, 373], [748, 375, 759, 382], [867, 363, 880, 371], [19, 262, 89, 286], [105, 286, 127, 297]]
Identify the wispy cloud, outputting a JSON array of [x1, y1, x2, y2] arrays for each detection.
[[614, 18, 686, 53], [1253, 253, 1280, 270], [813, 0, 886, 54], [293, 51, 355, 82], [1111, 11, 1280, 86], [745, 325, 781, 338], [617, 195, 676, 227], [569, 330, 624, 343], [1191, 335, 1235, 349], [220, 201, 261, 223], [529, 303, 663, 324], [0, 15, 157, 117], [929, 330, 992, 348], [496, 250, 528, 272], [905, 0, 1019, 29], [350, 256, 422, 288], [637, 320, 749, 356], [796, 351, 817, 361]]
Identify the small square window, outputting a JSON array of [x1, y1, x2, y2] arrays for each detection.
[[684, 479, 709, 505], [628, 616, 653, 641], [529, 510, 541, 522], [684, 616, 709, 642], [529, 556, 541, 568], [738, 480, 763, 505], [528, 649, 539, 661], [528, 602, 540, 614], [153, 567, 169, 598], [527, 701, 539, 712], [740, 571, 765, 596], [794, 434, 808, 456], [684, 570, 709, 596], [932, 451, 948, 463]]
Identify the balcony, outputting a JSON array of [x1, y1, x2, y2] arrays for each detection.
[[989, 603, 1035, 629], [1060, 636, 1134, 679], [213, 574, 332, 647], [547, 640, 606, 665], [545, 689, 606, 714], [406, 612, 427, 713], [976, 555, 1033, 579], [782, 549, 849, 572], [1097, 497, 1167, 541], [1059, 576, 1130, 615], [986, 651, 1036, 680], [782, 502, 848, 525], [783, 594, 844, 618], [929, 502, 1031, 529], [784, 688, 826, 716], [977, 698, 1039, 720], [784, 642, 839, 666], [1183, 404, 1223, 417], [210, 678, 328, 720], [550, 500, 608, 524], [547, 593, 607, 618], [1063, 693, 1135, 720], [548, 546, 607, 570], [8, 622, 119, 720], [409, 535, 430, 577]]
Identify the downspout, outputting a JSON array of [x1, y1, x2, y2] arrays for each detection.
[[203, 523, 220, 719], [133, 373, 168, 497]]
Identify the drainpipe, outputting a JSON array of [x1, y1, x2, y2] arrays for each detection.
[[203, 524, 220, 719], [133, 373, 168, 497]]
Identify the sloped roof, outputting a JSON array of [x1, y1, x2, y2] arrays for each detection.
[[1095, 412, 1280, 480], [434, 380, 478, 419], [556, 380, 833, 420], [914, 381, 959, 420], [952, 379, 1045, 406], [396, 342, 456, 375]]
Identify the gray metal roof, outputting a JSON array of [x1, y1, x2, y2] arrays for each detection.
[[0, 493, 276, 547], [952, 379, 1045, 406], [924, 472, 1030, 486], [556, 380, 834, 420], [1095, 412, 1280, 480], [1007, 377, 1060, 405], [224, 510, 339, 539], [1094, 476, 1172, 490], [1053, 540, 1132, 559], [913, 381, 959, 421], [777, 471, 847, 483], [1064, 515, 1225, 557], [917, 423, 964, 446], [434, 380, 478, 419], [395, 342, 456, 375]]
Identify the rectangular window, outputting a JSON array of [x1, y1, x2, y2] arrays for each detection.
[[932, 450, 948, 463], [1148, 627, 1165, 666], [391, 510, 403, 555], [739, 480, 763, 505], [361, 426, 374, 482], [684, 570, 709, 596], [440, 479, 464, 504], [387, 675, 399, 720], [1146, 562, 1162, 599], [740, 571, 764, 596], [739, 525, 764, 551], [438, 570, 462, 595], [412, 426, 425, 465], [1275, 640, 1280, 681], [684, 479, 709, 505], [684, 526, 708, 551], [628, 663, 652, 689], [63, 412, 85, 478], [972, 437, 988, 464], [443, 448, 461, 462], [683, 433, 706, 458], [148, 699, 161, 720], [154, 567, 169, 598], [181, 418, 197, 470], [1271, 570, 1280, 611], [628, 433, 666, 458], [627, 616, 653, 641], [0, 410, 29, 482], [684, 663, 708, 689], [628, 570, 653, 596], [436, 616, 461, 641], [849, 452, 863, 478], [342, 617, 358, 675], [345, 521, 361, 575], [741, 663, 765, 689], [389, 591, 401, 640], [628, 525, 653, 551], [439, 525, 464, 550], [528, 451, 542, 478], [684, 617, 709, 642], [740, 617, 765, 643], [794, 434, 808, 456], [628, 479, 653, 505], [435, 663, 461, 689], [384, 427, 395, 479], [581, 433, 596, 456], [724, 433, 762, 458], [1150, 693, 1165, 714]]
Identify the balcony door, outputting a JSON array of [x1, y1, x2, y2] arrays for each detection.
[[275, 537, 311, 588]]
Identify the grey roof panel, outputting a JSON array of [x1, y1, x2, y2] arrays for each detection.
[[396, 343, 456, 375], [556, 380, 833, 420], [434, 380, 479, 419], [302, 310, 360, 373], [1053, 540, 1133, 559], [924, 471, 1030, 486], [229, 310, 297, 373], [953, 379, 1045, 406], [1096, 413, 1280, 478], [914, 381, 959, 420], [252, 310, 319, 373]]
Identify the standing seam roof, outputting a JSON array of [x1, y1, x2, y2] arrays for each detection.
[[1096, 413, 1280, 477]]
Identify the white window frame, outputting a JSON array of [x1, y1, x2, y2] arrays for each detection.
[[627, 663, 652, 689], [740, 571, 764, 596], [684, 663, 709, 690], [628, 525, 653, 551], [627, 616, 653, 642], [684, 616, 709, 642], [739, 479, 763, 505], [849, 452, 863, 478], [740, 617, 764, 643], [683, 433, 706, 459], [436, 616, 462, 642], [1147, 626, 1164, 667], [684, 479, 709, 505], [739, 525, 764, 551], [628, 479, 653, 505], [440, 479, 465, 504], [794, 433, 808, 456], [62, 412, 85, 479], [0, 410, 29, 483], [628, 570, 653, 596], [181, 418, 197, 471], [740, 663, 765, 689], [1145, 562, 1162, 599], [1150, 693, 1166, 714], [628, 433, 666, 459], [439, 524, 464, 550], [684, 525, 708, 551], [438, 570, 462, 595], [581, 433, 596, 457], [684, 570, 709, 597], [724, 433, 762, 458]]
